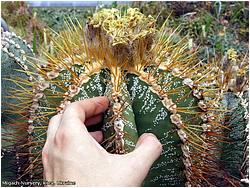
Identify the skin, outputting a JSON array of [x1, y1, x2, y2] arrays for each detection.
[[42, 96, 162, 186]]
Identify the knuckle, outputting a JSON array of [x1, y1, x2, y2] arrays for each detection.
[[54, 128, 69, 149], [64, 103, 79, 115], [94, 98, 106, 108], [94, 98, 108, 112]]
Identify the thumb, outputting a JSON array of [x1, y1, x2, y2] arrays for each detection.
[[130, 133, 162, 174]]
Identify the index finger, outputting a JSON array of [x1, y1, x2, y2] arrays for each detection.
[[61, 96, 109, 127]]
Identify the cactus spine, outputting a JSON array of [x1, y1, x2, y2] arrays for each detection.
[[1, 8, 248, 186]]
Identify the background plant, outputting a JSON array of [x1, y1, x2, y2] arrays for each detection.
[[1, 1, 247, 185]]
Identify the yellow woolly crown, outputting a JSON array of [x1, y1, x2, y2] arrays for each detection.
[[85, 8, 157, 67]]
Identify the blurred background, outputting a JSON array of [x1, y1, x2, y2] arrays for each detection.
[[1, 1, 249, 61]]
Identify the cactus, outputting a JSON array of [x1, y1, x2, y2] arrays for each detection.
[[221, 91, 249, 186], [1, 8, 248, 186], [1, 29, 35, 183]]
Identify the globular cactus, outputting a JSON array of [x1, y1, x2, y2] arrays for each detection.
[[1, 29, 35, 183], [1, 30, 35, 112], [2, 8, 248, 186], [221, 91, 249, 186], [216, 48, 249, 187]]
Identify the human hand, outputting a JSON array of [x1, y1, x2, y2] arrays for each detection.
[[42, 96, 162, 186]]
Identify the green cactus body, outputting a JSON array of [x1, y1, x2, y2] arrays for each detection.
[[126, 73, 186, 186], [221, 92, 249, 185], [1, 30, 35, 116], [1, 30, 36, 182], [1, 8, 244, 186]]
